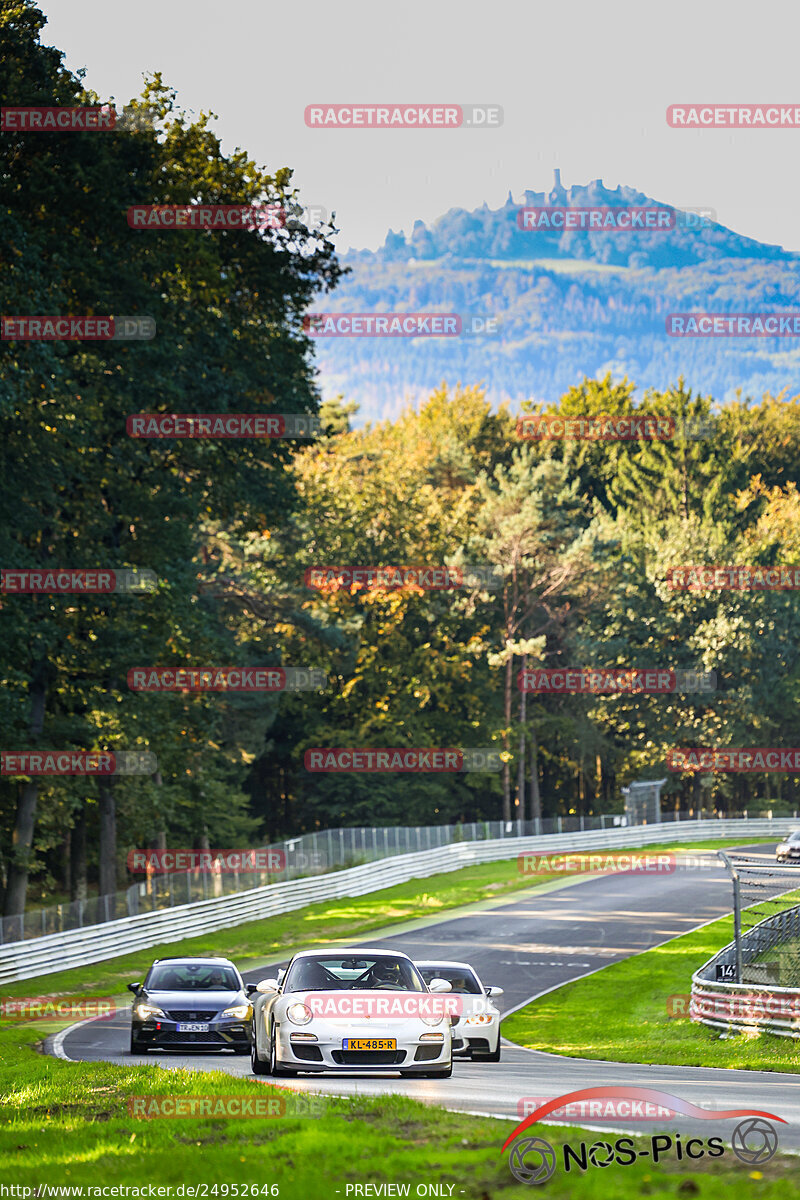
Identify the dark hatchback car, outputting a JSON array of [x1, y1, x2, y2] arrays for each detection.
[[128, 956, 254, 1053]]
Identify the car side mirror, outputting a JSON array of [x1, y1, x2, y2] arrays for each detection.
[[428, 978, 453, 993], [245, 983, 259, 996], [257, 978, 280, 993], [127, 982, 143, 994], [486, 986, 504, 997]]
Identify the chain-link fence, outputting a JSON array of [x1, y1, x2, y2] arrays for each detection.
[[0, 814, 630, 944], [717, 849, 800, 986]]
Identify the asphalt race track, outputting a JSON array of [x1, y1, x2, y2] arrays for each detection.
[[49, 843, 800, 1149]]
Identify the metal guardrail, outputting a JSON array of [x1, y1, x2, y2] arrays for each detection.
[[0, 815, 631, 945], [0, 817, 792, 986], [692, 871, 800, 1037]]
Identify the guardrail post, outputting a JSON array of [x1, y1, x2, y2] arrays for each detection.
[[732, 874, 743, 983]]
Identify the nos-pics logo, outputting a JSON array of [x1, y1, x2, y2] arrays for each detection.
[[502, 1087, 783, 1185]]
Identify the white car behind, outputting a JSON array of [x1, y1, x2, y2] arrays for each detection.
[[416, 960, 503, 1062]]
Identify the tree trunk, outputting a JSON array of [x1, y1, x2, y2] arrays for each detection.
[[3, 667, 47, 917], [502, 654, 512, 823], [61, 827, 71, 892], [528, 721, 542, 825], [517, 655, 527, 822], [98, 777, 117, 904], [70, 803, 88, 902]]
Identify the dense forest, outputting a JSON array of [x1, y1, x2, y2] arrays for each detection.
[[2, 1, 800, 917]]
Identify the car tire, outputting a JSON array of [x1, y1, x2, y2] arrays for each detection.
[[269, 1029, 295, 1077], [251, 1035, 270, 1076], [129, 1032, 144, 1054], [481, 1044, 501, 1062]]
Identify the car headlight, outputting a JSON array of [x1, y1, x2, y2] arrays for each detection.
[[778, 844, 789, 852], [421, 1014, 443, 1027], [286, 1003, 312, 1025], [221, 1004, 251, 1020], [134, 1003, 165, 1020], [464, 1014, 494, 1025]]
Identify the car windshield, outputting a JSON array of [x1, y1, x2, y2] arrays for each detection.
[[283, 955, 426, 992], [418, 966, 482, 994], [146, 964, 240, 991], [789, 833, 800, 843]]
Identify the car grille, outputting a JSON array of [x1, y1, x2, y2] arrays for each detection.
[[157, 1031, 227, 1044], [465, 1037, 490, 1051], [291, 1045, 324, 1062], [165, 1010, 218, 1021], [413, 1046, 441, 1062], [331, 1050, 406, 1065]]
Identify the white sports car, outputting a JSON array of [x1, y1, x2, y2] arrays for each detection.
[[417, 960, 503, 1062], [249, 948, 453, 1077]]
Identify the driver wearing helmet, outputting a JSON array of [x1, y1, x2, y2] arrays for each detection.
[[368, 960, 403, 988]]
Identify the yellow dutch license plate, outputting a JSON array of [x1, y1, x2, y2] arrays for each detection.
[[343, 1038, 396, 1051]]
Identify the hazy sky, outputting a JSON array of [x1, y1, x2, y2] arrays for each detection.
[[37, 0, 800, 253]]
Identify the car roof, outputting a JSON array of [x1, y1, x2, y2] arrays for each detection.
[[151, 956, 237, 966], [289, 948, 413, 961], [415, 960, 480, 972]]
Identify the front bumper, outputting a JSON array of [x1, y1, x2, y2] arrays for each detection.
[[132, 1017, 250, 1050], [274, 1020, 451, 1072], [451, 1015, 499, 1055]]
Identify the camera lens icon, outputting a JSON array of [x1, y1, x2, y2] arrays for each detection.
[[508, 1137, 557, 1185], [732, 1118, 778, 1165]]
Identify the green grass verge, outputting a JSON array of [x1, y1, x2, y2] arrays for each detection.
[[1, 1024, 798, 1194], [503, 910, 800, 1073]]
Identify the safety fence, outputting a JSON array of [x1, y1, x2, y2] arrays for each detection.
[[691, 851, 800, 1037], [1, 814, 633, 945], [0, 816, 793, 985]]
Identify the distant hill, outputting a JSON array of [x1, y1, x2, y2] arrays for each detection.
[[309, 175, 800, 423]]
